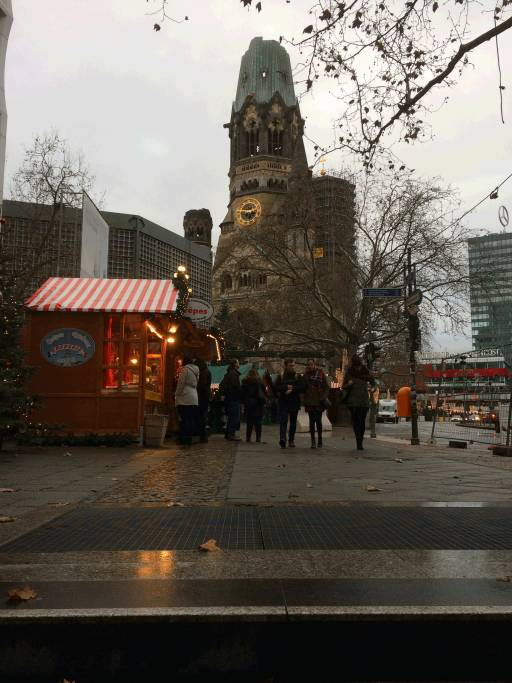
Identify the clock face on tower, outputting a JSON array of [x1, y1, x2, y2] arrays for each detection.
[[236, 198, 262, 226]]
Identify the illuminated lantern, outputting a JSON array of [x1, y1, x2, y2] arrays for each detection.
[[397, 386, 412, 418]]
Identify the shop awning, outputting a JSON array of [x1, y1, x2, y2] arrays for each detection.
[[25, 277, 178, 313]]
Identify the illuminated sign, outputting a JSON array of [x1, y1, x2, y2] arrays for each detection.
[[184, 298, 214, 322], [41, 328, 95, 367]]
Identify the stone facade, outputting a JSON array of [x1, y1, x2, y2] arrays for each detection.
[[213, 37, 356, 353], [183, 208, 212, 249]]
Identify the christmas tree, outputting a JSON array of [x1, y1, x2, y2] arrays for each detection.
[[0, 279, 38, 448]]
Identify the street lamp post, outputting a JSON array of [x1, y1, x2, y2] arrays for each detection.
[[405, 249, 420, 446]]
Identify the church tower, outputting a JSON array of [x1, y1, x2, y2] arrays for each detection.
[[213, 37, 308, 335], [219, 37, 307, 236]]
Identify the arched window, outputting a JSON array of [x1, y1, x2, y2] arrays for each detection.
[[268, 124, 283, 155], [246, 120, 260, 156], [258, 273, 267, 288], [221, 273, 233, 294]]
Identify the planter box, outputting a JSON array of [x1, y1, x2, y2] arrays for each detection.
[[144, 414, 169, 447]]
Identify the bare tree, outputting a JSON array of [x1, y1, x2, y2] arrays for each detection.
[[2, 131, 97, 295], [10, 130, 95, 208], [240, 0, 511, 162], [234, 169, 469, 362]]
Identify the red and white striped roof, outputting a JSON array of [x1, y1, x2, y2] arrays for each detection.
[[25, 277, 178, 313]]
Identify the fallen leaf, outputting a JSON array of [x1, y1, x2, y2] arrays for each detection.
[[395, 458, 403, 463], [363, 484, 381, 492], [497, 576, 512, 582], [111, 477, 118, 481], [49, 502, 70, 508], [0, 515, 15, 523], [306, 483, 313, 488], [199, 539, 220, 552], [7, 585, 38, 601]]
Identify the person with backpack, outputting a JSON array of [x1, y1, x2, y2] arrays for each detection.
[[275, 359, 303, 449], [219, 359, 242, 441], [303, 358, 330, 449], [241, 368, 267, 443], [175, 357, 199, 447]]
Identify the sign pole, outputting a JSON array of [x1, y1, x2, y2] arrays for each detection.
[[406, 249, 420, 445], [367, 304, 377, 438]]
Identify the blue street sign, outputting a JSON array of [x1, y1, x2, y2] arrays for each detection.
[[362, 288, 403, 298]]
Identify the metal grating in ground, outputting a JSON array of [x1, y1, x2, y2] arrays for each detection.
[[258, 506, 512, 550], [3, 505, 512, 552], [0, 507, 262, 552]]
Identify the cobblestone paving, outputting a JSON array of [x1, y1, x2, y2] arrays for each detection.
[[93, 437, 236, 504]]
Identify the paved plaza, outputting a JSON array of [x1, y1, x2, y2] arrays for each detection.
[[2, 427, 512, 680]]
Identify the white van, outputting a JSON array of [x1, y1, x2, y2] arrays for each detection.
[[377, 399, 398, 423]]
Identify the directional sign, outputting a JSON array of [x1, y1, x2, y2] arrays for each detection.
[[362, 288, 403, 298], [406, 289, 423, 308]]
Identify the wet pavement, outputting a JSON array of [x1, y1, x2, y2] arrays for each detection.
[[2, 430, 512, 680], [2, 429, 512, 619]]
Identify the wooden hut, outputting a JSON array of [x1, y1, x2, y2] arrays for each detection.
[[24, 276, 217, 436]]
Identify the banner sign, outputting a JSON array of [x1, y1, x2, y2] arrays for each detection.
[[184, 298, 214, 322], [41, 328, 96, 367], [80, 191, 109, 278]]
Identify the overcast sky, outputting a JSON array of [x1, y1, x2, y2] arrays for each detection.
[[5, 0, 512, 352]]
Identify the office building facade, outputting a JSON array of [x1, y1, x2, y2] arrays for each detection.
[[468, 232, 512, 356], [0, 199, 212, 302]]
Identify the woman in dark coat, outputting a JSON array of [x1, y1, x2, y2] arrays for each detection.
[[303, 358, 330, 449], [342, 354, 374, 450], [241, 369, 267, 443]]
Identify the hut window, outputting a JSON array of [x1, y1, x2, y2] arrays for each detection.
[[102, 314, 143, 393], [145, 334, 162, 399]]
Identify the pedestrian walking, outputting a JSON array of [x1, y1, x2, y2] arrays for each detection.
[[275, 359, 303, 448], [175, 357, 199, 447], [241, 368, 267, 443], [342, 354, 373, 450], [303, 358, 330, 449], [219, 359, 242, 441], [196, 358, 212, 443]]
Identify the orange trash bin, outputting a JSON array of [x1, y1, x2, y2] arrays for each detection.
[[397, 386, 412, 418]]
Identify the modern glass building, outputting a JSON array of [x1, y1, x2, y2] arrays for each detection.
[[468, 232, 512, 357]]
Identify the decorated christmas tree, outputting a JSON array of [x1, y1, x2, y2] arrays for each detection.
[[0, 279, 38, 448]]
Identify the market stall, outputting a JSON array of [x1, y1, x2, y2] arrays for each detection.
[[24, 274, 218, 437]]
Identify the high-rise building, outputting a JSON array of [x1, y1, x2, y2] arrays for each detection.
[[468, 232, 512, 355], [0, 1, 12, 213], [1, 199, 212, 302], [212, 37, 356, 349]]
